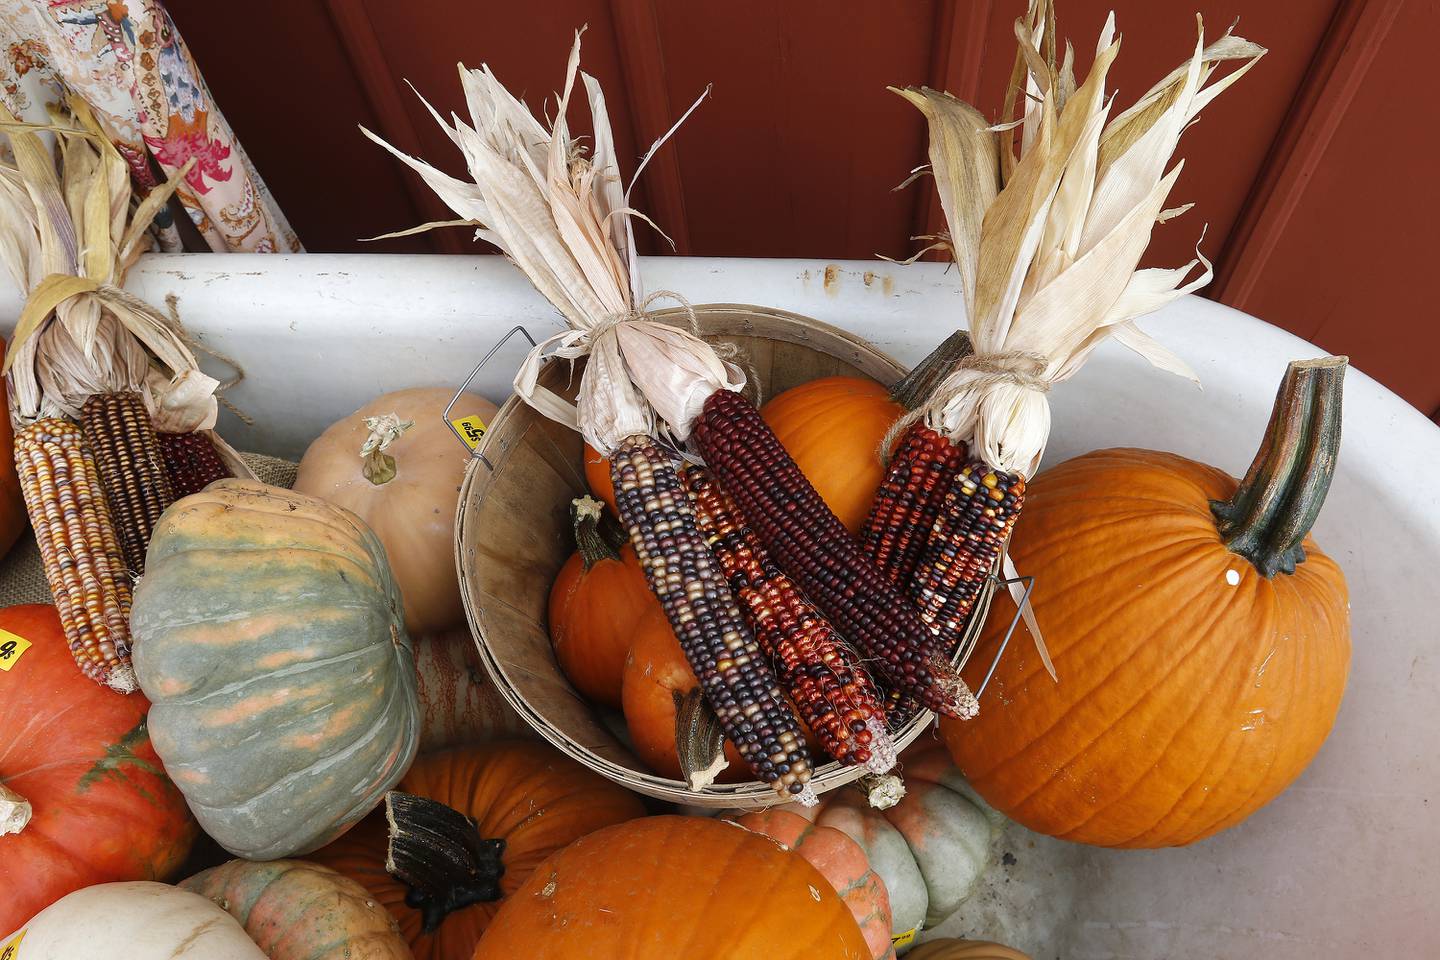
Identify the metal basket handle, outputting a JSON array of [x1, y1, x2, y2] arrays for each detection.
[[974, 573, 1036, 702], [443, 324, 537, 469]]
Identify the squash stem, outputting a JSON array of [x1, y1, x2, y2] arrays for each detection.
[[572, 495, 626, 570], [1211, 356, 1347, 578], [360, 414, 415, 485], [673, 688, 728, 789], [0, 782, 30, 835], [891, 329, 974, 411], [385, 791, 505, 932]]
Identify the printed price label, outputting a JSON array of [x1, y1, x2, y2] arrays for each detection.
[[451, 414, 489, 451], [891, 926, 920, 949], [0, 629, 31, 672], [0, 930, 24, 959]]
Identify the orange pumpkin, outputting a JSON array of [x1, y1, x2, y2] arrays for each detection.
[[0, 340, 24, 559], [948, 358, 1352, 848], [0, 604, 196, 932], [548, 497, 657, 708], [295, 387, 499, 635], [735, 808, 895, 960], [582, 442, 617, 515], [760, 376, 902, 534], [473, 815, 871, 959], [308, 740, 644, 960], [907, 940, 1031, 960]]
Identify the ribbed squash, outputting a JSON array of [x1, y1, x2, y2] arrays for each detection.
[[413, 627, 529, 752], [308, 741, 644, 960], [760, 376, 902, 535], [182, 859, 412, 960], [948, 359, 1351, 848], [0, 604, 196, 933], [473, 816, 870, 960], [132, 480, 419, 860]]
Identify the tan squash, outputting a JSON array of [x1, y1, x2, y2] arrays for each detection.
[[906, 940, 1031, 960], [295, 387, 498, 634]]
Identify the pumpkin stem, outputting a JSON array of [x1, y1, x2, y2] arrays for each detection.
[[890, 329, 974, 411], [1211, 357, 1347, 578], [0, 782, 30, 836], [384, 790, 505, 932], [571, 495, 626, 570], [360, 414, 416, 485], [673, 688, 728, 789]]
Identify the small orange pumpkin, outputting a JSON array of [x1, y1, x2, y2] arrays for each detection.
[[582, 442, 617, 515], [760, 376, 902, 534], [473, 816, 871, 960], [948, 358, 1352, 847], [547, 496, 657, 708], [735, 808, 895, 960]]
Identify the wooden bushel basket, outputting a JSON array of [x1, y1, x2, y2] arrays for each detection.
[[454, 304, 999, 807]]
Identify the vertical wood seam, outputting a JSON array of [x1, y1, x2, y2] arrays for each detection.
[[324, 0, 470, 254], [1211, 0, 1404, 312], [610, 0, 693, 255]]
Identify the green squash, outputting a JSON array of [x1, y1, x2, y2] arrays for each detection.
[[132, 479, 419, 860]]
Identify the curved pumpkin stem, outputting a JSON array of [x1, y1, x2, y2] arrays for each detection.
[[0, 782, 31, 835], [571, 495, 626, 570], [890, 329, 974, 411], [1211, 356, 1347, 578], [673, 688, 728, 790], [360, 414, 415, 485], [384, 791, 505, 932]]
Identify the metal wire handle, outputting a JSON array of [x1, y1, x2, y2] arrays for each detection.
[[973, 573, 1036, 702], [443, 324, 537, 469]]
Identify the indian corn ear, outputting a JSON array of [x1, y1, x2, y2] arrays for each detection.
[[609, 434, 814, 797], [692, 388, 978, 719], [14, 419, 136, 692], [158, 430, 233, 498], [80, 392, 176, 575], [684, 465, 895, 773], [861, 423, 968, 586]]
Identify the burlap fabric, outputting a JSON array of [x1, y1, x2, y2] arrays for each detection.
[[0, 452, 298, 605]]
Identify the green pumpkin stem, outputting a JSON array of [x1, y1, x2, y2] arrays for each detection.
[[572, 495, 626, 570], [384, 790, 505, 933], [360, 414, 415, 486], [673, 687, 728, 790], [1211, 356, 1347, 578], [890, 329, 974, 411]]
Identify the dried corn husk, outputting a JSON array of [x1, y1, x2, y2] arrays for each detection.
[[901, 4, 1264, 477], [0, 98, 228, 435], [362, 31, 734, 454]]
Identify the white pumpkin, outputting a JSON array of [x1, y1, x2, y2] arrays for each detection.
[[5, 881, 264, 959], [805, 737, 998, 944]]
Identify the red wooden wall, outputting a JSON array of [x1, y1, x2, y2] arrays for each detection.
[[169, 0, 1438, 418]]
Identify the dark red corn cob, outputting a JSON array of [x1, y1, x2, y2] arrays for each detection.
[[692, 388, 978, 719], [861, 423, 968, 586], [81, 392, 177, 576], [158, 431, 233, 498], [683, 465, 895, 773], [913, 460, 1025, 654], [609, 434, 814, 798]]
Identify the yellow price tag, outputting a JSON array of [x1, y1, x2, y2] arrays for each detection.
[[891, 926, 920, 949], [1, 930, 24, 959], [0, 629, 31, 672], [451, 415, 489, 451]]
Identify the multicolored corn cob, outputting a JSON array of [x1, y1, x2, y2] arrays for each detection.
[[80, 392, 176, 575], [158, 430, 233, 498], [861, 423, 968, 586], [683, 465, 895, 773], [913, 461, 1025, 654], [692, 388, 978, 719], [14, 419, 135, 692], [609, 434, 814, 798]]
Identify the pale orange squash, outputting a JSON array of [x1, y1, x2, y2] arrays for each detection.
[[948, 358, 1352, 848], [907, 940, 1031, 960], [760, 376, 902, 535], [413, 627, 530, 752], [473, 816, 871, 960], [295, 387, 499, 635], [735, 808, 895, 960]]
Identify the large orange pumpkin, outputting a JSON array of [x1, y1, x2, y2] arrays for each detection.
[[295, 387, 499, 634], [948, 358, 1352, 848], [0, 340, 24, 559], [735, 808, 895, 960], [308, 741, 644, 960], [0, 604, 196, 932], [473, 816, 871, 959], [547, 496, 657, 708], [760, 376, 902, 534]]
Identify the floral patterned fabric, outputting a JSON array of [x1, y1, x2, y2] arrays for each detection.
[[0, 0, 299, 252]]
